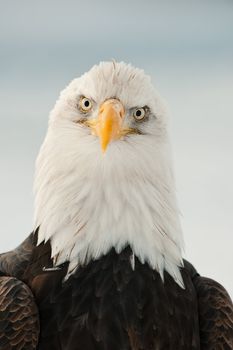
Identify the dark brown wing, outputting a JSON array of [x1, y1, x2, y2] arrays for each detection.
[[0, 276, 39, 350], [193, 275, 233, 350], [0, 232, 36, 279]]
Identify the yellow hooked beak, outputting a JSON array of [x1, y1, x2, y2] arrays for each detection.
[[87, 99, 125, 152]]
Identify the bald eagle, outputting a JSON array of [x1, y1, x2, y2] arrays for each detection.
[[0, 62, 232, 350]]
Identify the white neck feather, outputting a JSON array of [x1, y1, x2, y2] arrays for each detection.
[[34, 120, 184, 287]]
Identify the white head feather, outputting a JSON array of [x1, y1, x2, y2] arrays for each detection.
[[34, 61, 184, 287]]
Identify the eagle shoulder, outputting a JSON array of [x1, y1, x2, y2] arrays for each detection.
[[193, 274, 233, 349], [0, 232, 36, 279]]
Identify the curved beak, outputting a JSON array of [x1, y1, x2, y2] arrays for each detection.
[[90, 99, 125, 152]]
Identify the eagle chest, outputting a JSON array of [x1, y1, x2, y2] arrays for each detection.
[[29, 246, 199, 350]]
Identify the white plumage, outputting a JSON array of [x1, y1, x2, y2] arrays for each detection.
[[34, 61, 184, 286]]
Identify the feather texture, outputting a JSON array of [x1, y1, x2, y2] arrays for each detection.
[[0, 233, 232, 349], [0, 276, 39, 350], [193, 275, 233, 349]]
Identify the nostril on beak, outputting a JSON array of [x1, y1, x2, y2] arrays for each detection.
[[119, 109, 124, 119]]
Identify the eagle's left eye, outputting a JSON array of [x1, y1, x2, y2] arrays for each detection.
[[133, 108, 146, 121], [79, 97, 92, 112]]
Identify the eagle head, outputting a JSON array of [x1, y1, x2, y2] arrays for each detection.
[[34, 61, 184, 286]]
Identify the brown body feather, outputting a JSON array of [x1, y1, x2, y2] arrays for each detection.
[[0, 231, 232, 349], [0, 276, 39, 349], [194, 276, 233, 349]]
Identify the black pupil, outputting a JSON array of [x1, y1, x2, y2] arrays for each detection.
[[136, 109, 142, 117], [84, 100, 90, 107]]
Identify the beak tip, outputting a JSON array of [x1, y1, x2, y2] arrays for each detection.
[[101, 142, 108, 153]]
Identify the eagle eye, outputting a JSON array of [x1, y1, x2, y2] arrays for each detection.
[[133, 107, 146, 121], [79, 97, 92, 112]]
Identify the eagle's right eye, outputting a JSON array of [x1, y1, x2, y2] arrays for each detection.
[[79, 97, 92, 113]]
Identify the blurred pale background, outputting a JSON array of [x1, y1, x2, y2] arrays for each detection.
[[0, 0, 232, 296]]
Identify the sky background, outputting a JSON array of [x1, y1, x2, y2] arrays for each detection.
[[0, 0, 232, 296]]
